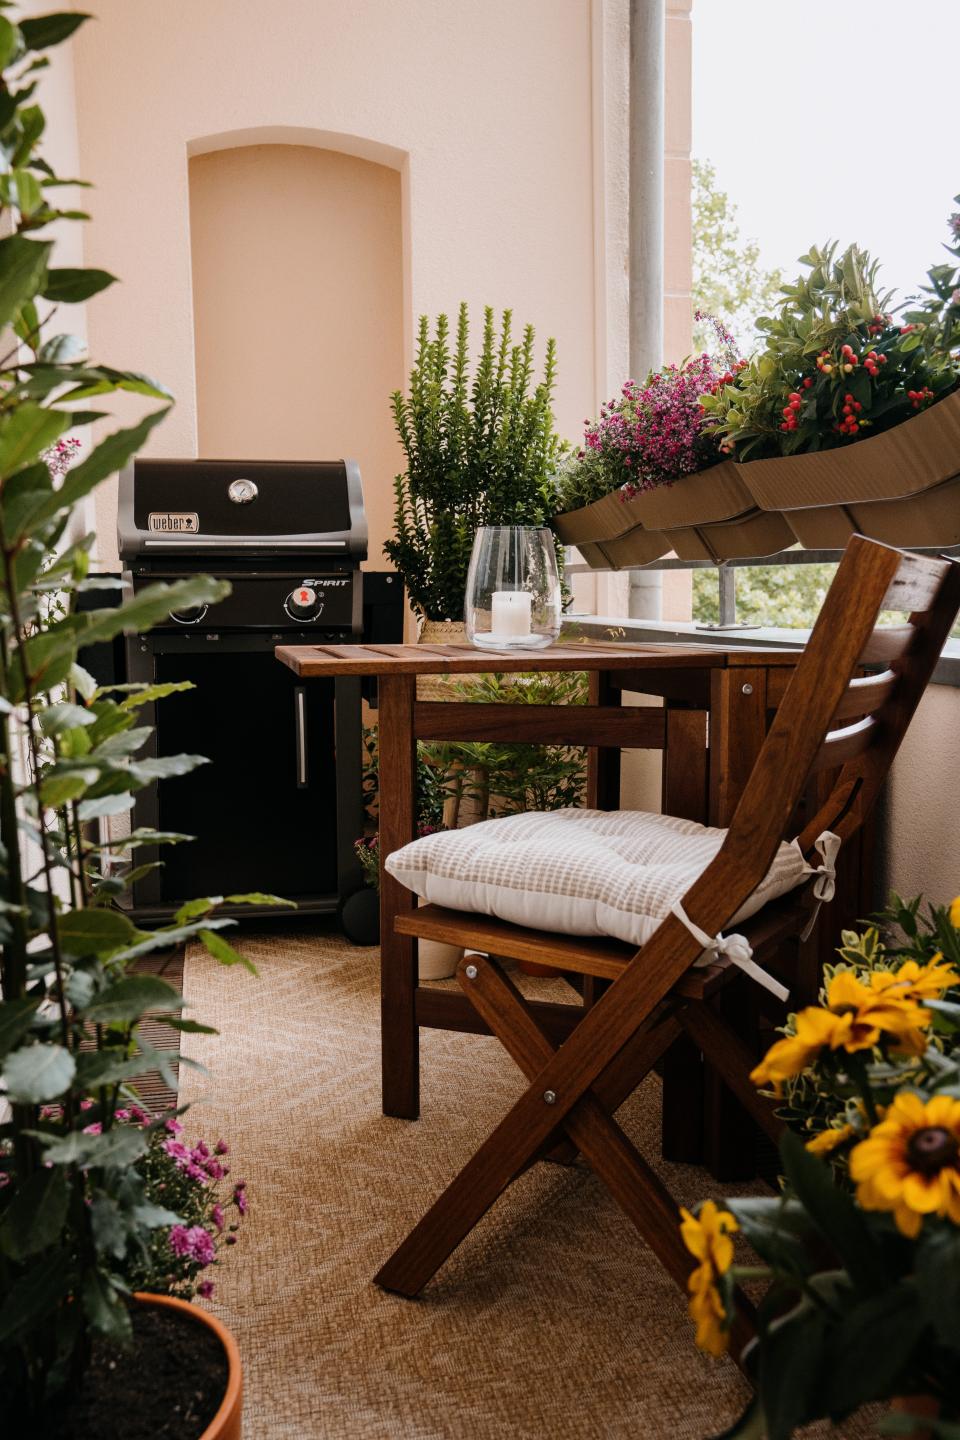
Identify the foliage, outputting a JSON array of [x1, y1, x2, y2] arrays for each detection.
[[0, 12, 279, 1423], [121, 1116, 246, 1302], [692, 158, 784, 353], [421, 669, 588, 824], [384, 304, 563, 620], [354, 725, 448, 892], [693, 562, 837, 629], [702, 237, 959, 461], [554, 321, 742, 515], [682, 895, 960, 1437]]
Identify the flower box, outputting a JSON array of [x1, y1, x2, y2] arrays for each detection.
[[552, 490, 638, 546], [737, 386, 960, 512], [579, 527, 672, 571], [786, 472, 960, 550], [664, 509, 795, 563]]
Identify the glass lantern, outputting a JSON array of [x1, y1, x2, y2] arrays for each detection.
[[464, 526, 561, 650]]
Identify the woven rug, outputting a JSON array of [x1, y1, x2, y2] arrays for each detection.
[[179, 930, 873, 1439]]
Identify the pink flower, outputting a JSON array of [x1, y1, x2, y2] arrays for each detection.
[[128, 1105, 150, 1126], [206, 1160, 226, 1181], [211, 1204, 225, 1233], [233, 1185, 248, 1217], [80, 1099, 94, 1112], [214, 1140, 229, 1155], [169, 1224, 216, 1266], [197, 1279, 215, 1299], [82, 1122, 102, 1136], [165, 1118, 184, 1135], [163, 1138, 190, 1165], [114, 1109, 130, 1122]]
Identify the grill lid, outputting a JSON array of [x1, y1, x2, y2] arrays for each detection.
[[118, 458, 366, 559]]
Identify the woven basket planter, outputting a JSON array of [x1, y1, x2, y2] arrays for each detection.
[[737, 386, 960, 513]]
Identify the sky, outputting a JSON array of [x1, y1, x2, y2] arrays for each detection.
[[692, 0, 960, 308]]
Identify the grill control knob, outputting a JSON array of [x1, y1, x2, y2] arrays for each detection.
[[285, 585, 322, 621], [170, 604, 208, 625]]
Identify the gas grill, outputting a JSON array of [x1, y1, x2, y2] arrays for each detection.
[[117, 458, 368, 921]]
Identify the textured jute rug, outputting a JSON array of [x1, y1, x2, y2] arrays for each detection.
[[179, 930, 872, 1440]]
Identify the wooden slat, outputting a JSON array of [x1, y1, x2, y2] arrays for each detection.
[[378, 674, 420, 1119], [883, 551, 952, 614], [415, 987, 582, 1045], [413, 701, 666, 747], [709, 666, 768, 826], [812, 714, 880, 773], [587, 669, 622, 809], [276, 641, 736, 678], [396, 904, 633, 981], [832, 669, 897, 722], [860, 625, 915, 665], [662, 708, 707, 822]]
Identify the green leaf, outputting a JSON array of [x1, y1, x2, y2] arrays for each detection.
[[83, 974, 183, 1023], [36, 331, 86, 363], [81, 1267, 130, 1343], [0, 1165, 69, 1260], [107, 916, 234, 964], [159, 1016, 218, 1035], [41, 266, 116, 303], [39, 701, 94, 735], [758, 1302, 827, 1440], [824, 1284, 925, 1416], [0, 1246, 72, 1344], [39, 765, 98, 807], [94, 679, 195, 707], [90, 1194, 129, 1260], [0, 998, 40, 1059], [57, 906, 137, 956], [225, 891, 296, 909], [42, 1122, 147, 1169], [77, 576, 229, 647], [74, 1051, 147, 1089], [70, 661, 98, 701], [199, 927, 257, 975], [77, 792, 134, 821], [0, 401, 68, 480], [3, 1041, 75, 1102], [0, 13, 17, 67], [19, 12, 90, 49], [916, 1224, 960, 1344], [779, 1129, 886, 1292], [0, 233, 51, 331], [32, 406, 172, 525], [175, 895, 219, 924], [131, 1200, 182, 1227]]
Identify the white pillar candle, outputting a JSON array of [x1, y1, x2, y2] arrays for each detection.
[[490, 589, 532, 638]]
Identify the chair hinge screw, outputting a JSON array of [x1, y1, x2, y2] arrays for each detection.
[[741, 682, 753, 695], [543, 1090, 557, 1105], [464, 964, 478, 980]]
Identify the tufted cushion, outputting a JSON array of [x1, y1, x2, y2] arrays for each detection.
[[384, 808, 809, 949]]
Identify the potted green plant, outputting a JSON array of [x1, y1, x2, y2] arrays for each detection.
[[679, 893, 960, 1438], [0, 11, 282, 1434], [702, 225, 960, 549], [384, 302, 563, 638]]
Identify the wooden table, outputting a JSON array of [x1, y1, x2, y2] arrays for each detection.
[[277, 638, 861, 1178]]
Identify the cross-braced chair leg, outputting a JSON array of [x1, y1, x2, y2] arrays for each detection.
[[375, 953, 756, 1355]]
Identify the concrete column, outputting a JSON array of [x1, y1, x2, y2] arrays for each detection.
[[628, 0, 664, 621]]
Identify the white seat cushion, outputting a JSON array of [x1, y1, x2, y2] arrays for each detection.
[[384, 808, 809, 949]]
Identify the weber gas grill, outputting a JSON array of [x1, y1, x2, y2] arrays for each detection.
[[118, 458, 368, 921]]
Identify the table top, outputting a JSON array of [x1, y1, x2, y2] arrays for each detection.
[[276, 640, 802, 677]]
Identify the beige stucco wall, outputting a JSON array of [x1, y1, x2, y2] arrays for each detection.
[[883, 683, 960, 904]]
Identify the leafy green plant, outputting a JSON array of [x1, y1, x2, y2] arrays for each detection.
[[681, 896, 960, 1437], [703, 238, 959, 460], [384, 303, 563, 620], [0, 10, 282, 1424]]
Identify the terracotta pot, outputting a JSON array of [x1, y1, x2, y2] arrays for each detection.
[[664, 509, 795, 562], [134, 1291, 242, 1440], [887, 1394, 940, 1440], [737, 387, 960, 512]]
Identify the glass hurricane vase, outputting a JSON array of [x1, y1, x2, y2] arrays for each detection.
[[464, 526, 561, 650]]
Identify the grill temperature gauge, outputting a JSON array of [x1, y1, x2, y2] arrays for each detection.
[[285, 585, 323, 621]]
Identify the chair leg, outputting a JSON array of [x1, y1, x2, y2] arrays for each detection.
[[377, 955, 756, 1364]]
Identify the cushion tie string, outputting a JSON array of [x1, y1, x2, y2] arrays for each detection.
[[670, 901, 790, 1003], [793, 829, 842, 942]]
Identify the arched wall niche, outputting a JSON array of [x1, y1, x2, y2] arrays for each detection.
[[187, 131, 408, 571]]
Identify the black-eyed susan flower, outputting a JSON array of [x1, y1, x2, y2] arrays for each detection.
[[850, 1091, 960, 1237], [869, 956, 959, 1002], [750, 970, 933, 1087], [679, 1200, 738, 1356], [805, 1122, 856, 1156], [949, 895, 960, 930]]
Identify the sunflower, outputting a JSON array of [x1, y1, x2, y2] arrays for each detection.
[[750, 970, 932, 1087], [869, 956, 959, 1002], [679, 1200, 737, 1356], [850, 1091, 960, 1237]]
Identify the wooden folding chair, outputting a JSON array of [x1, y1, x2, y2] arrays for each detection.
[[374, 537, 960, 1346]]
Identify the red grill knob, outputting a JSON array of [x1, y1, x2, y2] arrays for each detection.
[[285, 585, 321, 620]]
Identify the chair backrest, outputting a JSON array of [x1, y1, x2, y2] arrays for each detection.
[[681, 535, 960, 935]]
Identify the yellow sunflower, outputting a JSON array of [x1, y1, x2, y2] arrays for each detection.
[[750, 970, 932, 1087], [869, 956, 959, 1001], [850, 1091, 960, 1238], [679, 1200, 738, 1356]]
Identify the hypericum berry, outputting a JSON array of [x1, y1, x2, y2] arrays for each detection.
[[803, 376, 814, 388], [841, 344, 854, 357], [822, 362, 833, 374]]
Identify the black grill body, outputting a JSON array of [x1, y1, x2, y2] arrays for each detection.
[[118, 457, 368, 921]]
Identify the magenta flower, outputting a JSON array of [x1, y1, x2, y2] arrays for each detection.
[[165, 1118, 184, 1135], [211, 1203, 225, 1233], [82, 1122, 102, 1136], [214, 1140, 229, 1155], [233, 1185, 248, 1217], [197, 1279, 215, 1299], [169, 1224, 216, 1266]]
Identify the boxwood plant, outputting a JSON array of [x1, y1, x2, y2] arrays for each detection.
[[0, 8, 283, 1424]]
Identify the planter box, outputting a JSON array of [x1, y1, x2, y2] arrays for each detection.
[[585, 527, 673, 571], [738, 387, 960, 512], [665, 509, 795, 563], [787, 473, 960, 551], [553, 490, 636, 545]]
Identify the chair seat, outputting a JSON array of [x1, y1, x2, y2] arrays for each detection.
[[385, 807, 810, 951]]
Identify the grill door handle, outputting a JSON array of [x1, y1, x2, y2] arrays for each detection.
[[294, 687, 308, 788]]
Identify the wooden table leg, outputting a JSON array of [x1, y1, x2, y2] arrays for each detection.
[[378, 673, 419, 1119], [586, 669, 620, 810], [703, 666, 770, 1179]]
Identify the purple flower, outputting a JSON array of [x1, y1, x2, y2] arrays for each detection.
[[206, 1160, 226, 1181], [169, 1224, 216, 1266], [233, 1185, 248, 1216], [211, 1203, 225, 1233], [165, 1118, 184, 1135], [197, 1279, 215, 1299], [163, 1138, 191, 1165], [214, 1140, 229, 1155], [128, 1104, 150, 1126]]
